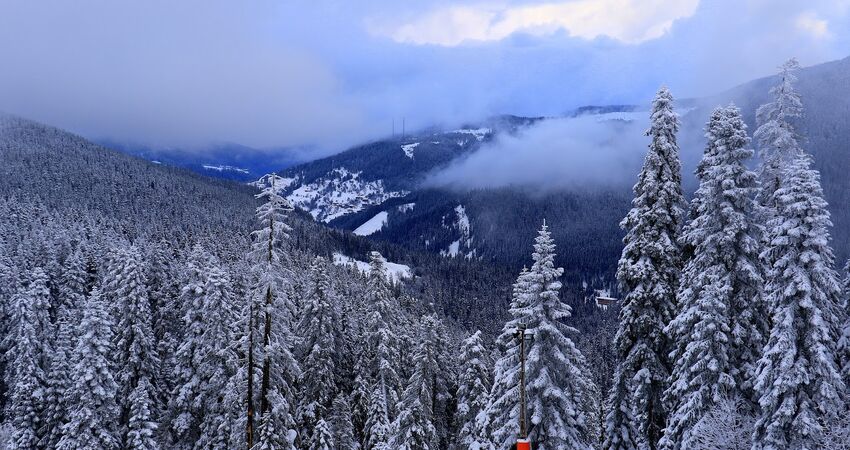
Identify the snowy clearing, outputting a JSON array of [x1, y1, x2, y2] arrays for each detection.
[[332, 252, 412, 282], [353, 211, 388, 236], [401, 142, 419, 159]]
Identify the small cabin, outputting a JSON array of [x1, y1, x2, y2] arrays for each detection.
[[594, 289, 618, 310]]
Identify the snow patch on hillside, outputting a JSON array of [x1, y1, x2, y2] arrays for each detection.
[[283, 168, 409, 223], [397, 203, 415, 213], [401, 142, 419, 159], [251, 173, 298, 191], [332, 252, 412, 282], [451, 128, 492, 141], [440, 204, 476, 258], [354, 211, 388, 236], [202, 164, 250, 174]]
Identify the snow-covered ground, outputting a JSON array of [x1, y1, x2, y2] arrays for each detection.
[[353, 211, 388, 236], [202, 164, 250, 174], [440, 204, 476, 258], [450, 128, 492, 141], [250, 173, 298, 191], [400, 142, 419, 159], [332, 252, 412, 282], [397, 203, 415, 213], [279, 168, 408, 223]]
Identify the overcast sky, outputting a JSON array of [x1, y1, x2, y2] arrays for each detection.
[[1, 0, 848, 153]]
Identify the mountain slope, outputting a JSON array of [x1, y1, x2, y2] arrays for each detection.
[[266, 56, 850, 279]]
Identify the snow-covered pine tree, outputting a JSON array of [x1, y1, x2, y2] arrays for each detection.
[[485, 266, 531, 448], [605, 87, 685, 450], [170, 246, 239, 449], [330, 393, 359, 450], [661, 105, 764, 450], [127, 376, 159, 450], [297, 256, 342, 444], [488, 224, 596, 450], [308, 418, 335, 450], [363, 378, 392, 450], [4, 268, 51, 449], [754, 58, 803, 217], [752, 149, 846, 449], [56, 287, 120, 450], [523, 223, 595, 449], [456, 330, 492, 449], [41, 291, 78, 449], [104, 245, 161, 444], [247, 174, 300, 449], [390, 314, 442, 450], [840, 260, 850, 385], [362, 252, 402, 450]]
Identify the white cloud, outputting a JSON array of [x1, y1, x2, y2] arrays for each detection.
[[376, 0, 700, 46], [795, 11, 831, 39]]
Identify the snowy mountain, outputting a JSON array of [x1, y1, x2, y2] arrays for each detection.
[[259, 56, 850, 279]]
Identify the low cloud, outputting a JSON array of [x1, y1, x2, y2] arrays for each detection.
[[426, 110, 709, 192], [426, 115, 649, 191]]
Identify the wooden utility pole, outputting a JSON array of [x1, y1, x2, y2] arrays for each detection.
[[515, 323, 532, 450]]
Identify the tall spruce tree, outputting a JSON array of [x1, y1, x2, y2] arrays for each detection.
[[170, 246, 238, 449], [485, 266, 532, 449], [390, 314, 442, 450], [56, 288, 120, 450], [248, 174, 300, 450], [488, 224, 596, 450], [297, 256, 342, 445], [661, 105, 764, 449], [605, 87, 685, 450], [5, 268, 51, 449], [362, 252, 402, 450], [752, 149, 846, 449], [105, 245, 161, 446], [754, 58, 803, 217], [329, 393, 359, 450], [456, 330, 492, 450], [840, 260, 850, 385]]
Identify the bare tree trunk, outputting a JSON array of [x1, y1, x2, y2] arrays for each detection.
[[246, 302, 256, 449], [260, 285, 273, 414]]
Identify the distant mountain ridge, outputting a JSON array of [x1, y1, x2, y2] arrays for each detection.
[[260, 55, 850, 280]]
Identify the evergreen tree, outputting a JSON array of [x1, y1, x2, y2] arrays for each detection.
[[56, 288, 120, 450], [363, 381, 392, 450], [362, 252, 402, 449], [105, 245, 161, 444], [485, 267, 531, 448], [839, 260, 850, 385], [605, 87, 685, 450], [456, 330, 492, 449], [489, 224, 596, 450], [661, 105, 764, 449], [752, 150, 846, 449], [308, 419, 335, 450], [329, 393, 359, 450], [297, 256, 342, 443], [127, 376, 160, 450], [5, 268, 51, 449], [41, 300, 78, 448], [754, 58, 803, 217], [247, 174, 300, 449], [170, 246, 238, 449], [390, 314, 442, 450]]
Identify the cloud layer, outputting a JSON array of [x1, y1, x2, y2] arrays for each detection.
[[0, 0, 848, 156], [379, 0, 700, 46]]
